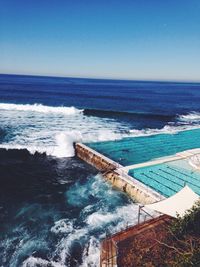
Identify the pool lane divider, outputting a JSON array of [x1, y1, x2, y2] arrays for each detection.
[[75, 142, 164, 204]]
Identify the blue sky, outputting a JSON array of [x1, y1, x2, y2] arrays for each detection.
[[0, 0, 200, 81]]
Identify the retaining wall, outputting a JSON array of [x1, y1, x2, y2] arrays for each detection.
[[75, 143, 163, 204], [75, 143, 121, 171]]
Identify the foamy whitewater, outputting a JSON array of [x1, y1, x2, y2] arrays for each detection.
[[0, 103, 131, 157], [1, 75, 200, 267], [0, 103, 199, 158], [0, 103, 200, 267]]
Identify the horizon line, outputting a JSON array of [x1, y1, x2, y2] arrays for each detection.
[[0, 72, 200, 84]]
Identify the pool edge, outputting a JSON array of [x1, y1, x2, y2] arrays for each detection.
[[75, 142, 164, 204]]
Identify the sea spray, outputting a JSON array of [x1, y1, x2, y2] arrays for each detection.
[[52, 132, 82, 157]]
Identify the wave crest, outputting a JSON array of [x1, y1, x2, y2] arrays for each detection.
[[0, 103, 83, 115], [178, 112, 200, 123]]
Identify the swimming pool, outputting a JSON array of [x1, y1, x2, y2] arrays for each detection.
[[129, 158, 200, 197], [87, 128, 200, 166]]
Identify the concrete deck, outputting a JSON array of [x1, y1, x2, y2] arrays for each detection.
[[120, 148, 200, 172]]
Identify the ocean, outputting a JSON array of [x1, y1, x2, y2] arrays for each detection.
[[0, 74, 200, 267]]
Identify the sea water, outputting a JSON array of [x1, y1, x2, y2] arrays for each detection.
[[1, 74, 200, 266]]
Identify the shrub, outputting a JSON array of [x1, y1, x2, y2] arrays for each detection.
[[171, 200, 200, 237]]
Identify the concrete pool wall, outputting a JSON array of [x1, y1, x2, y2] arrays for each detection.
[[75, 143, 163, 204], [75, 141, 200, 203]]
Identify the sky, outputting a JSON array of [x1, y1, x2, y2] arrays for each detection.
[[0, 0, 200, 81]]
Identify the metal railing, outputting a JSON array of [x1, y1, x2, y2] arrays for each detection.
[[101, 207, 157, 267]]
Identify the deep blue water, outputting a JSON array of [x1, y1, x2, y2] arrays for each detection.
[[0, 74, 200, 267], [1, 74, 200, 129], [1, 74, 200, 113]]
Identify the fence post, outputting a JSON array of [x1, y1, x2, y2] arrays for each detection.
[[138, 205, 141, 225]]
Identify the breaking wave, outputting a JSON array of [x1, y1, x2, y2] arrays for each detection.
[[178, 112, 200, 123], [129, 124, 200, 137], [0, 103, 83, 115], [0, 130, 125, 157], [1, 122, 200, 158], [0, 102, 200, 158], [128, 112, 200, 137]]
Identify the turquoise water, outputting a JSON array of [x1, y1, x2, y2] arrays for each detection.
[[129, 158, 200, 197], [87, 128, 200, 166]]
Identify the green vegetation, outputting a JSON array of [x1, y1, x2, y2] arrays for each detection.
[[171, 200, 200, 237], [168, 200, 200, 266]]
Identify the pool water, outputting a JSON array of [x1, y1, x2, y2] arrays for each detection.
[[87, 128, 200, 166], [129, 158, 200, 197]]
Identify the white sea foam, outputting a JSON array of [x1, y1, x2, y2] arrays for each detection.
[[0, 133, 79, 157], [129, 123, 200, 137], [86, 203, 141, 232], [178, 112, 200, 123], [0, 103, 83, 115], [80, 237, 100, 267], [0, 113, 200, 157], [1, 102, 200, 158], [58, 175, 145, 266], [0, 144, 50, 155], [129, 111, 200, 137], [0, 103, 131, 157], [22, 256, 64, 267], [2, 105, 200, 266], [51, 219, 74, 234], [0, 122, 199, 159], [50, 203, 140, 267], [1, 174, 154, 267], [79, 203, 145, 267], [79, 202, 156, 267], [54, 228, 88, 265], [86, 212, 117, 228]]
